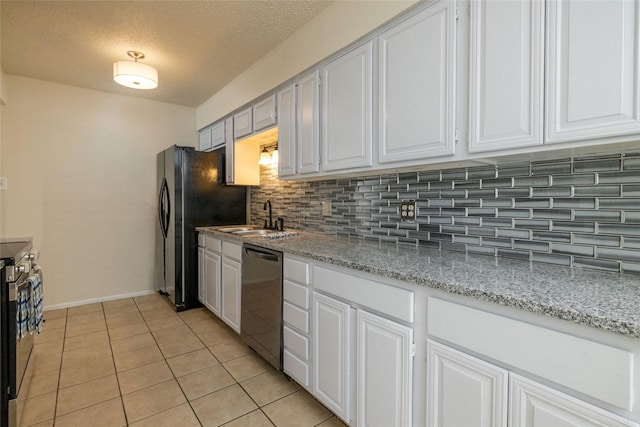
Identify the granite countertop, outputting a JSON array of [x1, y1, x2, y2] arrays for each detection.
[[197, 226, 640, 338]]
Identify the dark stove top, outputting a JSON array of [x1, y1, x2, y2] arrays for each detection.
[[0, 239, 32, 265]]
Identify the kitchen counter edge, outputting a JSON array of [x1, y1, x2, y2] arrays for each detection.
[[197, 227, 640, 338]]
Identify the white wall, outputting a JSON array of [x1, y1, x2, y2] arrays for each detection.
[[1, 76, 196, 307], [196, 0, 418, 129]]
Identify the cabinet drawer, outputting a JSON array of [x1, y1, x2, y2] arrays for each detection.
[[427, 297, 634, 411], [283, 280, 309, 309], [205, 235, 221, 252], [313, 265, 414, 323], [284, 349, 310, 388], [198, 233, 206, 248], [283, 301, 309, 333], [284, 257, 310, 284], [222, 241, 242, 261], [284, 325, 309, 360]]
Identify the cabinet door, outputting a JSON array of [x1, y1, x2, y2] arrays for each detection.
[[509, 374, 638, 427], [357, 310, 413, 427], [211, 120, 226, 150], [546, 0, 640, 143], [297, 71, 320, 174], [469, 0, 544, 152], [253, 94, 277, 132], [198, 247, 205, 304], [224, 117, 234, 184], [378, 1, 456, 163], [199, 126, 212, 151], [322, 42, 373, 171], [277, 84, 296, 177], [221, 257, 241, 333], [313, 292, 352, 423], [204, 250, 221, 316], [427, 340, 508, 427], [234, 107, 253, 139]]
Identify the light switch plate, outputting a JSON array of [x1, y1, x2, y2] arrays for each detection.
[[400, 200, 416, 222], [0, 177, 7, 190], [322, 200, 332, 216]]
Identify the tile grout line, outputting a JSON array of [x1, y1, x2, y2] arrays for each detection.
[[103, 301, 131, 427], [141, 300, 205, 427], [49, 308, 67, 426]]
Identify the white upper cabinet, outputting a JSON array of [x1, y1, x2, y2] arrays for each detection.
[[253, 94, 277, 132], [224, 117, 234, 184], [469, 0, 544, 152], [200, 120, 227, 152], [199, 126, 212, 151], [322, 42, 373, 171], [546, 0, 640, 143], [233, 107, 253, 139], [211, 120, 226, 150], [277, 84, 296, 177], [378, 1, 456, 163], [297, 71, 321, 174]]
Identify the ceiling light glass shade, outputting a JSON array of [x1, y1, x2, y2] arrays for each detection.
[[258, 147, 271, 165], [113, 61, 158, 89]]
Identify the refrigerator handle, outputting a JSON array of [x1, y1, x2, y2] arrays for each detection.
[[158, 178, 170, 238]]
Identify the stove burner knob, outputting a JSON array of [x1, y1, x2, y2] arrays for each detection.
[[27, 250, 39, 261]]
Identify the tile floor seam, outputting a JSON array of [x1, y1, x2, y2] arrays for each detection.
[[49, 314, 67, 424], [105, 304, 132, 427], [140, 308, 207, 427]]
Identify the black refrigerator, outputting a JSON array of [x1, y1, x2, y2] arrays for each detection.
[[156, 145, 246, 311]]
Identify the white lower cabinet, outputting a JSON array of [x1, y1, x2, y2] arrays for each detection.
[[356, 310, 413, 427], [426, 297, 639, 427], [221, 255, 241, 334], [427, 340, 638, 427], [313, 292, 353, 423], [198, 233, 242, 334], [197, 246, 205, 304], [282, 256, 312, 389], [312, 289, 414, 427], [204, 250, 221, 316], [199, 233, 222, 315], [427, 340, 508, 427], [509, 374, 637, 427]]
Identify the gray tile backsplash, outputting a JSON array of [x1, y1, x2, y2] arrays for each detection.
[[249, 152, 640, 274]]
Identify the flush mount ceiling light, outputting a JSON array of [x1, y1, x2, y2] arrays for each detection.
[[113, 51, 158, 90]]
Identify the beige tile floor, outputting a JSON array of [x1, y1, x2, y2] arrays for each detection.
[[22, 293, 346, 427]]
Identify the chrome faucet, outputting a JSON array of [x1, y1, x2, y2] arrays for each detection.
[[263, 200, 273, 230]]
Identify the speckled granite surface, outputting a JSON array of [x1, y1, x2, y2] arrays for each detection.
[[197, 227, 640, 338]]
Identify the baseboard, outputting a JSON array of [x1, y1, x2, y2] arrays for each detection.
[[44, 289, 157, 311]]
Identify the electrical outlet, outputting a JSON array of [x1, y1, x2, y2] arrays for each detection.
[[400, 200, 416, 222], [0, 177, 7, 190], [322, 200, 332, 216]]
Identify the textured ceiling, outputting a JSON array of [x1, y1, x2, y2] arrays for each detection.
[[1, 0, 332, 107]]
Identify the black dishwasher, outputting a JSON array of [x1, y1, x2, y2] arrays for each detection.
[[240, 244, 283, 370]]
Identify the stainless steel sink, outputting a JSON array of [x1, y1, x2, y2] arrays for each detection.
[[233, 229, 275, 236], [215, 226, 256, 233]]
